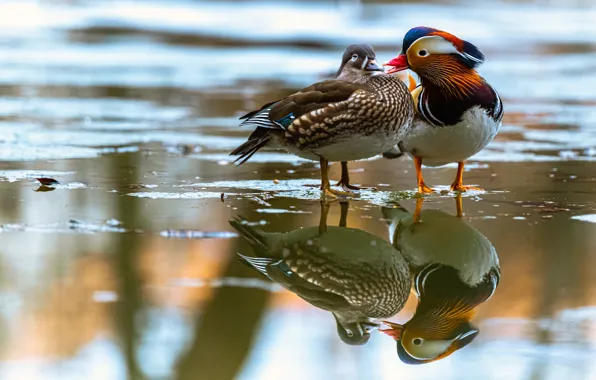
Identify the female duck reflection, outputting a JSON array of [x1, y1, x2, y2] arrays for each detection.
[[380, 196, 500, 364], [230, 202, 411, 345]]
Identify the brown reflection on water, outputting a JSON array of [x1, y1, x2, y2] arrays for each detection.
[[4, 255, 114, 359], [0, 157, 595, 377], [176, 247, 271, 380]]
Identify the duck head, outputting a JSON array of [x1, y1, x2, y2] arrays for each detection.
[[381, 311, 478, 364], [336, 44, 384, 82], [384, 27, 485, 96], [334, 314, 380, 346]]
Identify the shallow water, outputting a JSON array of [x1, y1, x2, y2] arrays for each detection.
[[0, 0, 595, 379]]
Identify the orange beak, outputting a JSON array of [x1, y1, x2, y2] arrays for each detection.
[[383, 54, 409, 74], [380, 320, 405, 340]]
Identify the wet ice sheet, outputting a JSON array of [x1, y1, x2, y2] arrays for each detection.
[[140, 179, 487, 203], [5, 129, 245, 149], [0, 170, 74, 182], [0, 97, 190, 121], [159, 229, 238, 239], [127, 191, 230, 199], [571, 214, 596, 223], [0, 219, 127, 234], [192, 152, 310, 164]]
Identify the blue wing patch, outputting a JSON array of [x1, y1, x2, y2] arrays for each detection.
[[276, 112, 295, 128], [240, 107, 295, 131]]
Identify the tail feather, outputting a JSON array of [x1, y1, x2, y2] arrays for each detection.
[[229, 217, 269, 250], [380, 205, 410, 224], [239, 100, 277, 120], [229, 133, 271, 165], [380, 205, 410, 245]]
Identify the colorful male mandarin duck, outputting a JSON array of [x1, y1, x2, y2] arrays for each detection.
[[379, 197, 500, 363], [230, 202, 411, 345], [384, 27, 503, 193], [231, 44, 414, 197]]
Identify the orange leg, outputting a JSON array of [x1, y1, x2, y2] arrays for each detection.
[[413, 197, 424, 224], [319, 201, 330, 234], [450, 161, 483, 192], [455, 195, 464, 218], [414, 157, 434, 194]]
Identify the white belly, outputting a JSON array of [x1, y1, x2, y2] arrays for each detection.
[[402, 106, 501, 167], [271, 128, 405, 162], [313, 133, 401, 162], [392, 210, 499, 287]]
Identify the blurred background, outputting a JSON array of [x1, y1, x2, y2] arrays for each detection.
[[0, 0, 595, 379]]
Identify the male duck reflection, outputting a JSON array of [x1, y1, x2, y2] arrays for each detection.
[[379, 197, 500, 364], [230, 202, 411, 345]]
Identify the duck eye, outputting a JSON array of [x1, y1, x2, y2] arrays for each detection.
[[351, 54, 358, 61], [346, 330, 354, 337], [418, 50, 428, 57], [413, 338, 423, 346]]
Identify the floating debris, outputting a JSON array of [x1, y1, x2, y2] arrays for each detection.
[[36, 178, 60, 186]]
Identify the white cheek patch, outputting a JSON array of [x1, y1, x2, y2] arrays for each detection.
[[361, 56, 369, 70], [407, 35, 460, 56], [407, 339, 453, 360]]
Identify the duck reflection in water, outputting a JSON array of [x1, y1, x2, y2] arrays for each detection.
[[230, 202, 411, 345], [380, 196, 500, 364]]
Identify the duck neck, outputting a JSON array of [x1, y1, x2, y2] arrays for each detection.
[[337, 68, 374, 84], [420, 69, 484, 102]]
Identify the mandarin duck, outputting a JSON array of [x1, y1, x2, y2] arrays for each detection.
[[230, 202, 411, 345], [383, 27, 503, 193], [379, 197, 500, 363], [230, 44, 414, 197]]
